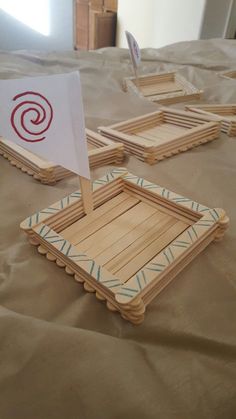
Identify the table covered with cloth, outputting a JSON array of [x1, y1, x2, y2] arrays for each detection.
[[0, 39, 236, 419]]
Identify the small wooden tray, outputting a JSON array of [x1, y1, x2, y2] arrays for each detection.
[[186, 104, 236, 136], [21, 168, 229, 324], [220, 70, 236, 80], [98, 108, 220, 164], [0, 129, 124, 184], [123, 72, 203, 105]]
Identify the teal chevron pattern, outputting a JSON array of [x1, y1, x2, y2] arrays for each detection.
[[33, 223, 122, 291], [21, 168, 127, 230], [123, 173, 210, 213], [23, 169, 223, 305]]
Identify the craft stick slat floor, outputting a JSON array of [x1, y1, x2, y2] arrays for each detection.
[[140, 81, 183, 97], [134, 124, 189, 144], [60, 190, 190, 283]]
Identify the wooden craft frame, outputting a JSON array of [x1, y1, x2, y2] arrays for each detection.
[[98, 108, 221, 164], [186, 104, 236, 136], [0, 129, 124, 184], [21, 168, 229, 324], [123, 71, 203, 105]]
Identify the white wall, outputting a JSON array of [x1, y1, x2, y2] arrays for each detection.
[[0, 0, 73, 51], [117, 0, 156, 48], [226, 0, 236, 38], [154, 0, 206, 48], [117, 0, 206, 48], [200, 0, 234, 38]]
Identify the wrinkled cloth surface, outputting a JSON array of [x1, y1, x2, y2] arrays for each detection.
[[0, 39, 236, 419]]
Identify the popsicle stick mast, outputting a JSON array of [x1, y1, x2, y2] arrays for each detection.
[[79, 176, 93, 214], [125, 31, 141, 90], [133, 65, 140, 90]]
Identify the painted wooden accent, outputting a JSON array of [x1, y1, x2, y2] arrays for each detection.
[[123, 71, 203, 105], [20, 168, 229, 324]]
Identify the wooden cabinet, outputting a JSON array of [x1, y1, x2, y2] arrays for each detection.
[[75, 0, 117, 50]]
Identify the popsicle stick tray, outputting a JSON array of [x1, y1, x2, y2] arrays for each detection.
[[123, 72, 203, 105], [21, 168, 229, 324], [186, 104, 236, 136], [0, 129, 124, 184], [99, 108, 221, 164]]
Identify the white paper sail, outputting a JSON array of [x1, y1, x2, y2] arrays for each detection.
[[0, 72, 90, 179], [125, 30, 141, 69]]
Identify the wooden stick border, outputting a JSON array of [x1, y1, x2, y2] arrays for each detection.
[[0, 129, 124, 184], [186, 104, 236, 136], [20, 168, 229, 323], [123, 71, 203, 105]]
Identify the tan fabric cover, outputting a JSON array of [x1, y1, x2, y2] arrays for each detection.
[[0, 39, 236, 418]]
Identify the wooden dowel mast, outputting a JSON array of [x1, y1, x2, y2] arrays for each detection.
[[79, 176, 93, 214], [133, 66, 140, 90]]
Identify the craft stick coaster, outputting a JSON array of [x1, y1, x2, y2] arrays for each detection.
[[98, 108, 221, 164], [186, 104, 236, 136], [0, 129, 124, 184], [20, 168, 229, 324], [123, 71, 203, 105]]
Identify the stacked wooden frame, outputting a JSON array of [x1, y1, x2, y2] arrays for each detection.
[[99, 108, 221, 164], [21, 168, 229, 324], [186, 104, 236, 136], [123, 72, 203, 105], [0, 129, 124, 184]]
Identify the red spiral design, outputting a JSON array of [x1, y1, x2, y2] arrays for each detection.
[[11, 91, 53, 142]]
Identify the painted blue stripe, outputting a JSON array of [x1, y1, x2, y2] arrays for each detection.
[[40, 210, 58, 215], [39, 224, 46, 235], [172, 198, 190, 202], [187, 230, 194, 243], [106, 283, 121, 288], [150, 262, 165, 268], [43, 228, 51, 238], [163, 250, 171, 265], [50, 238, 65, 244], [121, 287, 138, 293], [172, 243, 188, 248], [197, 222, 214, 227], [65, 244, 72, 256], [175, 240, 190, 245], [136, 275, 142, 290], [101, 279, 120, 284], [146, 267, 163, 272], [60, 240, 66, 252], [46, 235, 62, 240], [141, 270, 147, 284], [70, 192, 81, 198], [144, 185, 161, 189], [168, 246, 174, 261], [89, 260, 95, 275], [96, 265, 101, 281], [191, 226, 198, 239], [116, 291, 134, 298]]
